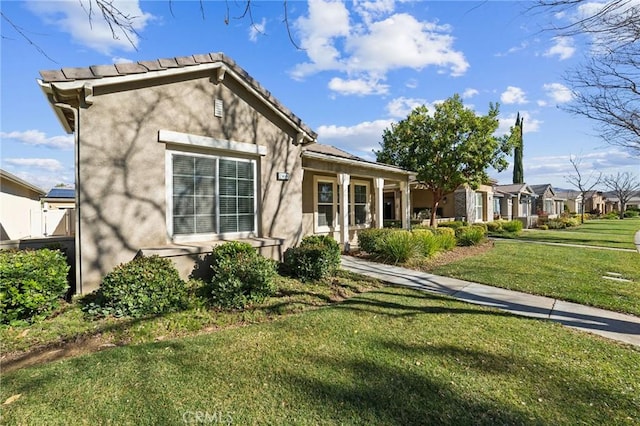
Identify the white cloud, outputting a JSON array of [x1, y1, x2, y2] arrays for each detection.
[[317, 119, 393, 159], [537, 100, 548, 107], [4, 158, 65, 172], [27, 0, 153, 55], [495, 41, 529, 57], [249, 18, 267, 42], [543, 82, 574, 104], [386, 97, 427, 118], [112, 56, 133, 64], [292, 2, 469, 94], [462, 88, 479, 99], [544, 36, 575, 60], [405, 78, 419, 89], [1, 130, 74, 150], [328, 77, 389, 96], [500, 86, 528, 105]]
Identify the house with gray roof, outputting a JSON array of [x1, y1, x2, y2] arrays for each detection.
[[38, 52, 413, 293]]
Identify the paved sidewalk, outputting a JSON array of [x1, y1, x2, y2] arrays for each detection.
[[341, 256, 640, 347]]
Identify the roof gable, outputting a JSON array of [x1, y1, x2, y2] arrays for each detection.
[[38, 53, 317, 143]]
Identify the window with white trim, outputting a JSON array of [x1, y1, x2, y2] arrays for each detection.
[[169, 151, 256, 239], [475, 192, 484, 221], [315, 178, 337, 231], [349, 181, 370, 227]]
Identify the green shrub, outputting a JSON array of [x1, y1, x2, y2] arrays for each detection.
[[208, 242, 277, 309], [283, 235, 341, 282], [437, 220, 467, 230], [377, 230, 420, 264], [455, 226, 487, 246], [433, 227, 456, 238], [602, 212, 619, 220], [547, 218, 566, 229], [412, 229, 439, 257], [0, 249, 70, 324], [486, 221, 503, 233], [538, 224, 549, 230], [358, 228, 394, 254], [88, 255, 187, 318], [502, 220, 523, 233], [434, 231, 457, 251], [624, 210, 639, 218]]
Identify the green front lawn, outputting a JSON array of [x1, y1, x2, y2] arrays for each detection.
[[430, 240, 640, 316], [2, 286, 638, 425], [516, 218, 640, 249]]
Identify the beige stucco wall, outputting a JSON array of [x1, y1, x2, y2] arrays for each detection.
[[76, 72, 304, 292], [0, 180, 42, 240]]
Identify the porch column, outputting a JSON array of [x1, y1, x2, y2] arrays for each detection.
[[374, 178, 384, 229], [338, 173, 350, 252], [400, 180, 411, 229]]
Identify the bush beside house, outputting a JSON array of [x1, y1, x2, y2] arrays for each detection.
[[0, 249, 70, 324]]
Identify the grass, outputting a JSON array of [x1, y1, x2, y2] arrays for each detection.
[[1, 286, 638, 425], [0, 271, 381, 357], [514, 218, 640, 250], [429, 240, 640, 316]]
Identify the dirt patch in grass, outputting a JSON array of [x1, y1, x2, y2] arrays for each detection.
[[415, 240, 495, 271]]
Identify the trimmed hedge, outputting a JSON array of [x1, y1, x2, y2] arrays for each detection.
[[357, 228, 394, 254], [87, 255, 187, 318], [208, 242, 277, 309], [283, 235, 341, 282], [0, 249, 70, 324], [501, 220, 523, 233]]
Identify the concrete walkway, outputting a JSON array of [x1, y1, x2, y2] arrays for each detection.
[[341, 256, 640, 347]]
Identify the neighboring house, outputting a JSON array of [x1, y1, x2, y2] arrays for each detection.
[[0, 169, 46, 241], [603, 190, 640, 213], [41, 188, 76, 237], [411, 182, 494, 223], [555, 190, 583, 214], [38, 52, 413, 294], [531, 184, 565, 217], [583, 191, 606, 215], [494, 183, 537, 227]]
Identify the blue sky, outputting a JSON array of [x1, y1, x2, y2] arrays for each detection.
[[1, 0, 638, 191]]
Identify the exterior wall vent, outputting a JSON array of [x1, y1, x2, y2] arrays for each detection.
[[214, 98, 223, 118]]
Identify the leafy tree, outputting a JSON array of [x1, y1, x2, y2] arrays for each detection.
[[376, 94, 516, 227], [602, 172, 640, 219]]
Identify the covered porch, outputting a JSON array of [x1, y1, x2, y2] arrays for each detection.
[[301, 144, 413, 251]]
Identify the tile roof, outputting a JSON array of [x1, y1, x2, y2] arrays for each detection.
[[303, 143, 412, 174], [40, 52, 316, 140]]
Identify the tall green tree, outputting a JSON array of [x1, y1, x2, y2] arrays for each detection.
[[376, 94, 516, 227], [512, 113, 524, 184]]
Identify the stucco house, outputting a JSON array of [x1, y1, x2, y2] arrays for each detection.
[[530, 184, 564, 217], [494, 183, 537, 227], [555, 190, 583, 214], [38, 52, 413, 294], [0, 169, 46, 241], [411, 182, 495, 224], [583, 191, 606, 215]]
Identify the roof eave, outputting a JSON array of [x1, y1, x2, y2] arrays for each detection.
[[302, 150, 414, 177]]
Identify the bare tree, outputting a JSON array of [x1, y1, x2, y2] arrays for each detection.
[[535, 0, 640, 155], [565, 155, 602, 223], [2, 0, 300, 62], [602, 172, 640, 218]]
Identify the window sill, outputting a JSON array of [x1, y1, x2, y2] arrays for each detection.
[[138, 237, 284, 258]]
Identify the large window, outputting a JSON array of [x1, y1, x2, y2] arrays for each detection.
[[349, 181, 370, 227], [169, 152, 256, 239], [315, 178, 337, 231]]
